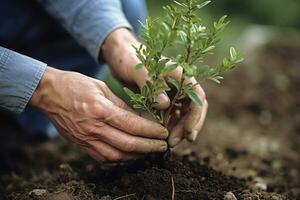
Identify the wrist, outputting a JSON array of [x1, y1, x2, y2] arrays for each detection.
[[101, 28, 145, 85], [29, 66, 59, 111], [101, 28, 140, 63]]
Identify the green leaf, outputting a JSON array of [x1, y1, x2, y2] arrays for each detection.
[[168, 76, 180, 90], [197, 1, 211, 9], [141, 85, 148, 97], [215, 76, 224, 80], [209, 76, 223, 84], [187, 90, 202, 106], [145, 80, 153, 89], [223, 57, 230, 67], [202, 45, 215, 53], [219, 15, 228, 23], [178, 31, 187, 43], [148, 67, 156, 77], [124, 87, 136, 98], [162, 63, 178, 74], [135, 63, 143, 70], [157, 58, 169, 73], [229, 47, 237, 60], [161, 22, 170, 32], [154, 77, 166, 89], [184, 65, 197, 77], [174, 1, 187, 8], [214, 15, 229, 30], [235, 57, 244, 63], [133, 104, 145, 110]]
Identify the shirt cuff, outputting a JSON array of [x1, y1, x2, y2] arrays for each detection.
[[0, 47, 47, 113], [94, 19, 132, 62]]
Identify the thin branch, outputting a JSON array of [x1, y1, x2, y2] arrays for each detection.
[[171, 176, 175, 200], [175, 190, 196, 193], [113, 193, 136, 200], [163, 78, 184, 126]]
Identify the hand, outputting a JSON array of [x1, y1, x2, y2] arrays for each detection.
[[102, 28, 208, 148], [29, 67, 168, 162], [164, 64, 208, 147]]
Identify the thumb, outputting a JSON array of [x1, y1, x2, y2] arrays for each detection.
[[133, 65, 170, 110], [156, 91, 170, 110]]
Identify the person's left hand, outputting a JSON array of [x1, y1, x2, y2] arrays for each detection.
[[102, 28, 208, 148]]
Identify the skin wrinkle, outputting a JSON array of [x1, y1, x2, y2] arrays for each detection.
[[28, 28, 207, 162]]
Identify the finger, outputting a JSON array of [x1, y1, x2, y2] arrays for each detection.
[[183, 77, 206, 133], [166, 62, 183, 82], [155, 63, 184, 110], [132, 65, 170, 110], [185, 99, 208, 142], [168, 115, 187, 148], [88, 140, 138, 162], [92, 124, 168, 153], [86, 148, 106, 162], [151, 59, 184, 110], [103, 104, 169, 139], [156, 91, 170, 110]]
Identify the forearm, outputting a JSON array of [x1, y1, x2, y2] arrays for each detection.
[[101, 28, 147, 86], [101, 28, 139, 69], [0, 46, 46, 113], [36, 0, 132, 62]]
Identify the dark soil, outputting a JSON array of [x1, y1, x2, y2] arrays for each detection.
[[1, 34, 300, 200], [0, 117, 246, 200]]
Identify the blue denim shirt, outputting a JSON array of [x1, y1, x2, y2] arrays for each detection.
[[0, 0, 132, 113]]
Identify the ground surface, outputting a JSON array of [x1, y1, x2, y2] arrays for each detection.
[[0, 36, 299, 200]]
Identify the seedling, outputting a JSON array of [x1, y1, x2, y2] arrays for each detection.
[[124, 0, 243, 128]]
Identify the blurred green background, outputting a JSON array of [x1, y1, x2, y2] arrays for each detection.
[[145, 0, 300, 49], [147, 0, 300, 28]]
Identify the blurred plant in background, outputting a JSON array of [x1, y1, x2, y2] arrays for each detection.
[[147, 0, 300, 29]]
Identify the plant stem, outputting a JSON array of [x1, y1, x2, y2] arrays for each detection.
[[185, 46, 191, 63], [163, 78, 184, 127], [144, 102, 161, 123], [164, 2, 193, 128]]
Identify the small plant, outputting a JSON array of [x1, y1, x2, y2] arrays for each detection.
[[124, 0, 243, 128]]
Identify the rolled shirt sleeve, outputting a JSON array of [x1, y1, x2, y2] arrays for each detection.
[[0, 46, 47, 113], [36, 0, 133, 61]]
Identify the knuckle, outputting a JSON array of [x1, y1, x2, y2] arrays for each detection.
[[97, 80, 107, 89], [123, 139, 137, 152], [118, 101, 129, 110], [89, 101, 106, 116], [109, 152, 123, 162]]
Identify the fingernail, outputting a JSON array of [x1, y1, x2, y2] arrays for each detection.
[[157, 93, 170, 109], [160, 142, 168, 151], [175, 109, 181, 118], [188, 130, 198, 142], [159, 127, 169, 139], [169, 137, 181, 147]]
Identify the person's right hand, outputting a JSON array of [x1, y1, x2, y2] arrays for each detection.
[[29, 67, 168, 162], [101, 28, 208, 148]]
